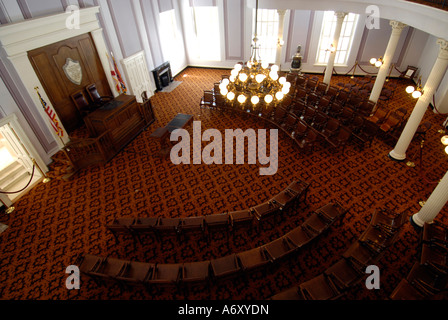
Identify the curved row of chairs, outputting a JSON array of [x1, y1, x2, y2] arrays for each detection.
[[390, 221, 448, 299], [270, 207, 409, 300], [106, 180, 310, 245], [76, 201, 348, 295]]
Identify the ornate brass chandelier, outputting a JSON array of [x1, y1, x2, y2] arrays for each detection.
[[220, 0, 291, 107]]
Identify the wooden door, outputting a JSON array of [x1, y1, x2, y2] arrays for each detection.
[[28, 33, 112, 133]]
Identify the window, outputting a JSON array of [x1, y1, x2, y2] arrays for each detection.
[[159, 10, 183, 69], [192, 6, 221, 61], [253, 9, 279, 64], [316, 11, 359, 65]]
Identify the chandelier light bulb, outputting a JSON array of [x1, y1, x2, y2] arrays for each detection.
[[237, 94, 246, 104], [276, 91, 284, 101], [445, 146, 448, 155], [247, 61, 252, 68], [375, 60, 383, 68], [271, 65, 279, 73], [412, 90, 422, 99], [234, 64, 242, 71], [251, 96, 260, 105], [239, 73, 248, 82], [219, 82, 227, 90], [220, 88, 228, 96], [256, 74, 265, 83], [270, 71, 279, 81], [406, 86, 415, 94], [261, 61, 269, 69], [282, 86, 290, 94], [229, 75, 236, 82], [227, 92, 235, 101], [370, 58, 377, 65], [441, 135, 448, 145], [231, 69, 239, 77], [264, 95, 273, 104], [222, 79, 230, 86], [279, 77, 287, 85]]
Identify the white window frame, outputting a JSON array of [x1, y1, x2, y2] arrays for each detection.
[[253, 8, 279, 64], [315, 11, 359, 66], [191, 6, 221, 61]]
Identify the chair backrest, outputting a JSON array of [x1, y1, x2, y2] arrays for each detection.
[[86, 83, 102, 103], [71, 90, 90, 113]]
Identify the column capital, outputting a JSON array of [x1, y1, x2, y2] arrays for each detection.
[[437, 38, 448, 59], [334, 12, 347, 20], [390, 20, 407, 29], [277, 9, 287, 16]]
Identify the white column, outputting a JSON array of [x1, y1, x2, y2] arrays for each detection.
[[275, 10, 287, 68], [369, 21, 407, 103], [412, 169, 448, 227], [323, 12, 347, 85], [389, 39, 448, 161]]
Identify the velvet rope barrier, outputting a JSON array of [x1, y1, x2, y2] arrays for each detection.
[[0, 164, 36, 195]]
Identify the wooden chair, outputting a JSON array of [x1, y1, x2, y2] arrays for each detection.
[[390, 278, 427, 300], [406, 262, 448, 296], [422, 221, 448, 252], [271, 188, 297, 213], [369, 208, 408, 236], [301, 106, 316, 125], [337, 107, 355, 126], [106, 218, 136, 243], [148, 263, 182, 290], [86, 83, 113, 106], [321, 118, 340, 139], [181, 261, 211, 291], [179, 216, 206, 241], [315, 82, 328, 97], [252, 201, 282, 230], [281, 113, 298, 133], [236, 247, 271, 273], [205, 213, 230, 242], [88, 257, 129, 286], [291, 119, 309, 141], [229, 210, 254, 234], [154, 218, 181, 244], [326, 126, 352, 152], [352, 120, 378, 149], [302, 212, 332, 236], [287, 179, 310, 203], [358, 224, 400, 253], [75, 253, 104, 277], [327, 102, 343, 118], [115, 261, 155, 290], [315, 202, 348, 224], [129, 217, 159, 244], [210, 254, 242, 282], [200, 90, 215, 109], [420, 244, 448, 275], [263, 237, 296, 262], [311, 111, 328, 131], [284, 226, 316, 249], [70, 89, 98, 117], [324, 258, 365, 290], [296, 128, 319, 152], [299, 274, 344, 300], [270, 286, 305, 300], [367, 106, 390, 125], [342, 240, 382, 272]]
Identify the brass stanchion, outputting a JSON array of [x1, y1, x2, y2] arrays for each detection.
[[32, 158, 51, 183], [0, 198, 14, 214], [350, 61, 358, 79]]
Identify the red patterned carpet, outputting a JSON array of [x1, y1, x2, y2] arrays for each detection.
[[0, 67, 447, 301]]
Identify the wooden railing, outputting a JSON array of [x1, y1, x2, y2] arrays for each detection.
[[61, 131, 114, 180]]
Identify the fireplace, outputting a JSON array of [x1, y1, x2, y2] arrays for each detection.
[[152, 62, 173, 92]]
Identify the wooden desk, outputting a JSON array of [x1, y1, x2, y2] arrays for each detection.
[[84, 94, 149, 154]]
